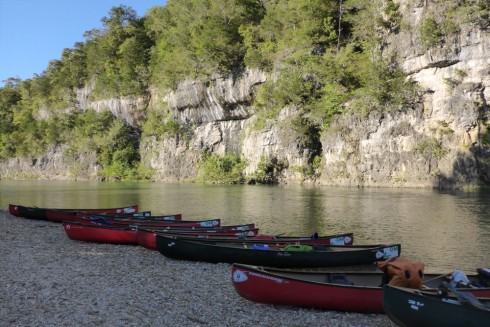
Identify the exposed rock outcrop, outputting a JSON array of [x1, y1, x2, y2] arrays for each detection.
[[2, 2, 489, 188], [0, 145, 99, 181], [76, 83, 148, 128], [167, 69, 266, 125], [318, 1, 489, 188]]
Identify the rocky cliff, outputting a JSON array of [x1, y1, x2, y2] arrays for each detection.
[[142, 2, 490, 189], [2, 1, 489, 189], [320, 1, 489, 188]]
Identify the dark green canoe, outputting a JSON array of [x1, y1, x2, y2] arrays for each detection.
[[156, 233, 401, 268], [383, 284, 490, 327]]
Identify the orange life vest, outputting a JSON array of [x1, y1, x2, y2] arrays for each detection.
[[377, 256, 425, 289]]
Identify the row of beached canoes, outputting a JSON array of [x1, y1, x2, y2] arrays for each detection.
[[8, 204, 490, 326]]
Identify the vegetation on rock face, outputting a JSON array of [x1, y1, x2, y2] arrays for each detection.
[[248, 156, 288, 184], [60, 110, 143, 181], [141, 100, 182, 140], [196, 153, 247, 184], [0, 0, 488, 183]]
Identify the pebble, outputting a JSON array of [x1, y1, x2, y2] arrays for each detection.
[[0, 210, 395, 327]]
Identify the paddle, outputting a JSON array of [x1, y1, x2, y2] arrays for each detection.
[[421, 271, 454, 288]]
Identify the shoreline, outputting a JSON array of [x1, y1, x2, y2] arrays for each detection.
[[0, 210, 394, 327]]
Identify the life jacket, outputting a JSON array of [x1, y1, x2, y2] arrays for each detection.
[[377, 256, 425, 289]]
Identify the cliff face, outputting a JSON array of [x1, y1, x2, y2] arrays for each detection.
[[76, 83, 148, 128], [320, 1, 489, 188], [141, 69, 312, 182], [0, 145, 99, 180], [2, 2, 489, 188], [142, 2, 490, 188]]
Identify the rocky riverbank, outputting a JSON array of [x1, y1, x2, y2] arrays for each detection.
[[0, 210, 395, 327]]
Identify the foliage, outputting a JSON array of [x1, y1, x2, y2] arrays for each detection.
[[145, 0, 265, 89], [85, 5, 153, 98], [419, 17, 443, 49], [413, 138, 450, 160], [251, 0, 419, 133], [62, 110, 141, 181], [141, 106, 182, 139], [379, 0, 402, 32], [196, 153, 247, 184], [0, 79, 21, 158], [248, 156, 287, 184], [450, 0, 490, 30]]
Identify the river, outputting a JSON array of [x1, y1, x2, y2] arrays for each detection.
[[1, 180, 489, 273]]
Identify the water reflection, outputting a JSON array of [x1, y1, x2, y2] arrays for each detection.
[[1, 180, 489, 272]]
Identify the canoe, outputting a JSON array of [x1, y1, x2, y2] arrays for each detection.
[[139, 231, 353, 251], [383, 284, 490, 327], [231, 264, 490, 313], [63, 221, 138, 244], [156, 233, 402, 268], [68, 216, 221, 228], [137, 228, 260, 250], [95, 212, 182, 221], [179, 232, 354, 246], [64, 222, 258, 245], [46, 209, 182, 223], [8, 204, 138, 220], [252, 233, 353, 246]]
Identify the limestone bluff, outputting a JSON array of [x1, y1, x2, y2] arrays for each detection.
[[1, 1, 489, 189]]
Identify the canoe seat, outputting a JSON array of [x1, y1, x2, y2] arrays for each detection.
[[328, 273, 354, 285]]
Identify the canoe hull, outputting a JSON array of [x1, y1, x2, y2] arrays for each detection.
[[156, 234, 401, 268], [66, 216, 222, 228], [383, 285, 490, 327], [47, 210, 182, 223], [63, 222, 137, 244], [137, 228, 260, 250], [10, 204, 138, 220], [232, 264, 383, 312]]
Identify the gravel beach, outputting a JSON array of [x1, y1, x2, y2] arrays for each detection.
[[0, 210, 395, 327]]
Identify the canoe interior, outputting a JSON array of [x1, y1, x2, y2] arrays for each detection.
[[166, 238, 395, 252], [239, 265, 488, 289]]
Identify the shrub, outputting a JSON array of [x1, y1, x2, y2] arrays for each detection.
[[420, 17, 443, 48], [196, 153, 247, 184]]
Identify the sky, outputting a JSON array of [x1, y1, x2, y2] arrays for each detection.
[[0, 0, 167, 86]]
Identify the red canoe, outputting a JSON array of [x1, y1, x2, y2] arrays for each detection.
[[47, 209, 182, 223], [9, 204, 138, 220], [70, 216, 221, 228], [64, 222, 258, 245], [231, 264, 490, 313], [64, 222, 138, 244], [136, 227, 260, 250]]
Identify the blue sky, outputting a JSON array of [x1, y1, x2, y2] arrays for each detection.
[[0, 0, 167, 86]]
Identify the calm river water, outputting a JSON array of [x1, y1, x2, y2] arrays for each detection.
[[1, 180, 489, 273]]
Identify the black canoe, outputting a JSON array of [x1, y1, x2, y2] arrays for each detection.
[[156, 234, 401, 268], [383, 284, 490, 327]]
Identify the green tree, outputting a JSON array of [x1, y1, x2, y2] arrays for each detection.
[[146, 0, 265, 89], [0, 78, 21, 158], [85, 5, 153, 97]]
